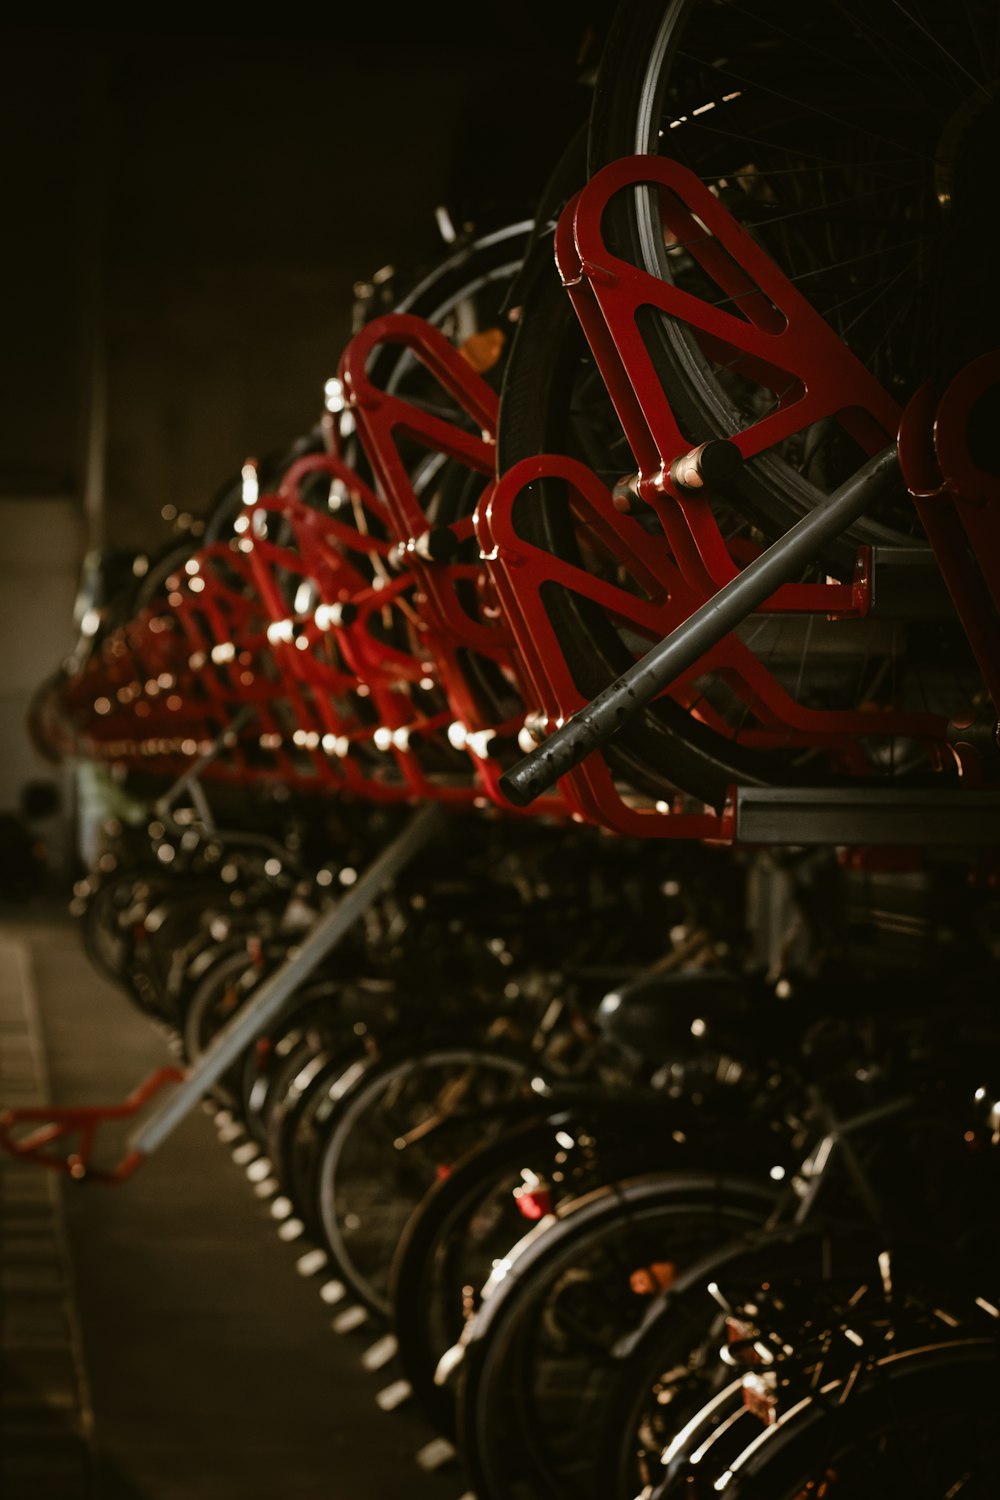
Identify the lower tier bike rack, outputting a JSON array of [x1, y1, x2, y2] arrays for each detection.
[[0, 1068, 186, 1183], [0, 802, 446, 1182]]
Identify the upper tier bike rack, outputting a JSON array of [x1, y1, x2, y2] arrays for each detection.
[[487, 156, 999, 841]]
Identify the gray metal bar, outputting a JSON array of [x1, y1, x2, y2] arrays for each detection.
[[184, 776, 215, 832], [153, 704, 257, 819], [128, 801, 446, 1157], [499, 445, 901, 807], [735, 786, 1000, 845]]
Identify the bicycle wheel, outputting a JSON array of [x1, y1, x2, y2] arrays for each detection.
[[499, 269, 980, 809], [85, 866, 206, 1024], [312, 1037, 538, 1320], [371, 218, 531, 388], [389, 1087, 709, 1439], [257, 985, 399, 1208], [178, 944, 273, 1108], [450, 1170, 778, 1500], [390, 1106, 563, 1437], [588, 0, 999, 535], [163, 927, 255, 1037], [689, 1335, 1000, 1500], [508, 280, 990, 805], [80, 863, 159, 991], [338, 215, 531, 502], [597, 1222, 985, 1500], [236, 978, 348, 1151], [495, 1, 992, 809], [132, 881, 241, 1024]]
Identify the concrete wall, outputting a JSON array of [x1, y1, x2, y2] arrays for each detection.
[[1, 23, 591, 551], [0, 19, 595, 871], [0, 498, 84, 880]]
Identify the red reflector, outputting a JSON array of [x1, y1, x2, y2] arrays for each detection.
[[513, 1186, 552, 1220]]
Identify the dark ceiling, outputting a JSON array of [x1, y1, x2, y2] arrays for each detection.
[[1, 11, 612, 544]]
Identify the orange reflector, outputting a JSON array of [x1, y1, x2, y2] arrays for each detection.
[[629, 1262, 678, 1295], [458, 327, 506, 375]]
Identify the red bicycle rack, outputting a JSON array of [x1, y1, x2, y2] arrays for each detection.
[[485, 157, 998, 837], [338, 312, 571, 818], [41, 312, 575, 821], [475, 456, 729, 839], [898, 352, 1000, 721], [0, 1067, 185, 1183], [19, 159, 998, 1185], [51, 543, 294, 785], [240, 453, 479, 805]]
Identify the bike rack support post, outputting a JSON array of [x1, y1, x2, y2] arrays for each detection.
[[499, 445, 900, 807], [126, 801, 447, 1161]]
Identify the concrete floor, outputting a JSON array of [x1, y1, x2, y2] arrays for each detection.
[[0, 905, 465, 1500]]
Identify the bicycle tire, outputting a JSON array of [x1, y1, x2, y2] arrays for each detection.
[[389, 1087, 705, 1439], [389, 1104, 560, 1437], [450, 1170, 777, 1500], [179, 944, 271, 1107], [596, 1220, 972, 1500], [312, 1037, 538, 1321], [80, 865, 152, 990], [496, 231, 975, 808], [587, 0, 998, 541], [495, 0, 989, 808], [702, 1336, 1000, 1500], [257, 984, 398, 1209]]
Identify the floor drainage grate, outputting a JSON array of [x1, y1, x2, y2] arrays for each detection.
[[0, 935, 95, 1499]]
